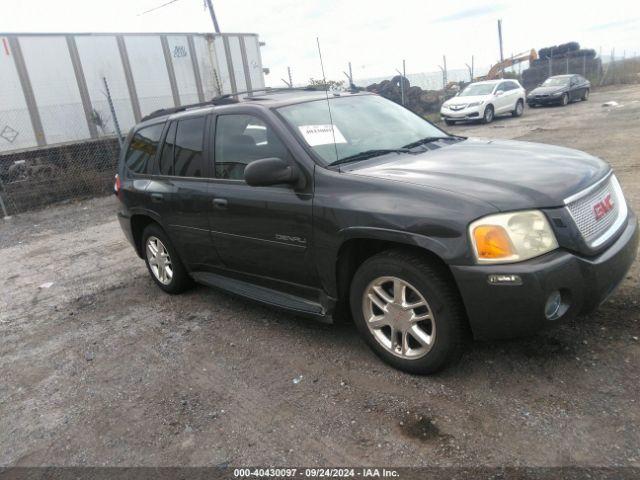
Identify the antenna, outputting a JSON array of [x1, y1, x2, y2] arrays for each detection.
[[316, 37, 339, 163]]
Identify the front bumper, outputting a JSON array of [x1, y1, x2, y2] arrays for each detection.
[[450, 210, 638, 340], [527, 95, 563, 105], [440, 105, 482, 120]]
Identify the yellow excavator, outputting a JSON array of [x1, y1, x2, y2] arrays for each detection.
[[476, 49, 538, 81]]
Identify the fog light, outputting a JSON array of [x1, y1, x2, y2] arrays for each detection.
[[545, 291, 562, 319]]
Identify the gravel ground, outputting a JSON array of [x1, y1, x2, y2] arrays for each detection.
[[1, 84, 639, 467]]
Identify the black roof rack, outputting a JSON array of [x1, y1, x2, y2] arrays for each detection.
[[141, 87, 321, 122]]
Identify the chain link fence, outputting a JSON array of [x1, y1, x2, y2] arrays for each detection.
[[0, 100, 123, 217]]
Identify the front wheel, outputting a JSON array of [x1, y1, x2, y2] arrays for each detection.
[[350, 250, 467, 374], [512, 99, 524, 117], [582, 89, 590, 101], [560, 93, 569, 106], [482, 105, 494, 124]]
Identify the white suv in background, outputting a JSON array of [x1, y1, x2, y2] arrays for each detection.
[[440, 79, 526, 125]]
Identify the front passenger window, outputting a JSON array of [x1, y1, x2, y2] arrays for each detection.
[[214, 114, 291, 180]]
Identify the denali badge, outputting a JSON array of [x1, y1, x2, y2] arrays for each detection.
[[593, 194, 615, 221], [275, 234, 307, 245]]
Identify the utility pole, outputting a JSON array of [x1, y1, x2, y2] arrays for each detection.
[[438, 55, 448, 89], [497, 19, 504, 63], [281, 67, 292, 87], [466, 55, 474, 82], [204, 0, 221, 33], [343, 62, 354, 88]]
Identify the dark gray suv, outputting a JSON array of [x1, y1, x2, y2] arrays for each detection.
[[115, 89, 638, 374]]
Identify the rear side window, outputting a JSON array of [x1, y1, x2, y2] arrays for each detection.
[[124, 123, 164, 174], [158, 122, 177, 176], [155, 117, 206, 177], [174, 117, 206, 177]]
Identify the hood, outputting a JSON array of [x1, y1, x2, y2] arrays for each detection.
[[444, 95, 487, 106], [530, 86, 566, 95], [344, 138, 610, 211]]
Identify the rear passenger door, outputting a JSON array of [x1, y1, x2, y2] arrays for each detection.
[[207, 110, 317, 289], [147, 114, 222, 269]]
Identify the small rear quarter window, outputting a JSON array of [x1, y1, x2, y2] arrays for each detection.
[[124, 123, 165, 174]]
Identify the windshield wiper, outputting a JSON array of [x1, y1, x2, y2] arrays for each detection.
[[328, 149, 411, 166], [402, 136, 453, 149]]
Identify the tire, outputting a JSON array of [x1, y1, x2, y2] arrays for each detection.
[[141, 223, 192, 294], [444, 119, 456, 126], [482, 104, 494, 124], [582, 89, 590, 101], [560, 93, 569, 106], [349, 249, 467, 374], [512, 99, 524, 117]]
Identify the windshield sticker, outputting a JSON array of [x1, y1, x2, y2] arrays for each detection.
[[298, 124, 347, 146]]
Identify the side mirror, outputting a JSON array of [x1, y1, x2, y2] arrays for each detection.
[[495, 90, 504, 96], [244, 157, 300, 187]]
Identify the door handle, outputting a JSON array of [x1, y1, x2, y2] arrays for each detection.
[[151, 193, 164, 203], [213, 198, 228, 209]]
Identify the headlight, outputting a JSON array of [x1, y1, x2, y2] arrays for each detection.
[[469, 210, 558, 264], [467, 101, 483, 107]]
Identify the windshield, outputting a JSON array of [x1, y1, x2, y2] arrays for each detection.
[[542, 77, 570, 86], [277, 95, 447, 165], [459, 83, 496, 96]]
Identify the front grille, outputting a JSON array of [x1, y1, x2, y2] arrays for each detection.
[[449, 104, 466, 111], [565, 175, 627, 248]]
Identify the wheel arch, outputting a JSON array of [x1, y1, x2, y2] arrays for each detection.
[[331, 228, 461, 318], [130, 212, 164, 258]]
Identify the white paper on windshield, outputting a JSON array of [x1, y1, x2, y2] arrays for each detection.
[[298, 124, 347, 146]]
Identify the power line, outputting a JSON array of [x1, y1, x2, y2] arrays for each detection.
[[137, 0, 181, 16]]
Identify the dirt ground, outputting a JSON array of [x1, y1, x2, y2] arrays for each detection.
[[1, 84, 640, 468]]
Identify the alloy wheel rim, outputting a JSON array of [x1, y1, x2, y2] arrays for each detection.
[[584, 90, 589, 99], [485, 108, 493, 122], [562, 94, 568, 105], [362, 276, 436, 359], [146, 236, 173, 285], [516, 102, 523, 115]]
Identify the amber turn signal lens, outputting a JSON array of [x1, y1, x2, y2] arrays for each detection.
[[473, 225, 514, 259]]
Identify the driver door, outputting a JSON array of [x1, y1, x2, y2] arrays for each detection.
[[207, 111, 317, 288], [494, 82, 511, 114]]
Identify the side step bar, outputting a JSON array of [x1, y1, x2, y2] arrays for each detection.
[[191, 271, 330, 321]]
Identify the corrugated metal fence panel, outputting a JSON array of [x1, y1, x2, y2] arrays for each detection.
[[244, 35, 265, 91], [20, 36, 90, 146], [75, 35, 136, 136], [195, 35, 226, 97], [0, 32, 264, 153], [124, 35, 174, 118], [167, 35, 199, 105], [228, 36, 247, 92], [0, 36, 37, 152]]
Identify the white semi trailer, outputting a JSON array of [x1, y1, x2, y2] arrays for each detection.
[[0, 32, 266, 153]]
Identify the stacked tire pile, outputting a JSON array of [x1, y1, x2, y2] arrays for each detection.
[[522, 42, 602, 90], [366, 75, 445, 116]]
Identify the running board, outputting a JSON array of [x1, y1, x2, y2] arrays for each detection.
[[191, 271, 330, 321]]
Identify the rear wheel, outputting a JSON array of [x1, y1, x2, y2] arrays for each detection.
[[350, 250, 467, 374], [582, 89, 590, 101], [482, 104, 494, 124], [512, 99, 524, 117], [142, 223, 192, 294]]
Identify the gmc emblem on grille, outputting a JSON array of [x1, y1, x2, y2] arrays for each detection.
[[593, 194, 615, 221]]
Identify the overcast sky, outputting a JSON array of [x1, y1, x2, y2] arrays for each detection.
[[1, 0, 638, 86]]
